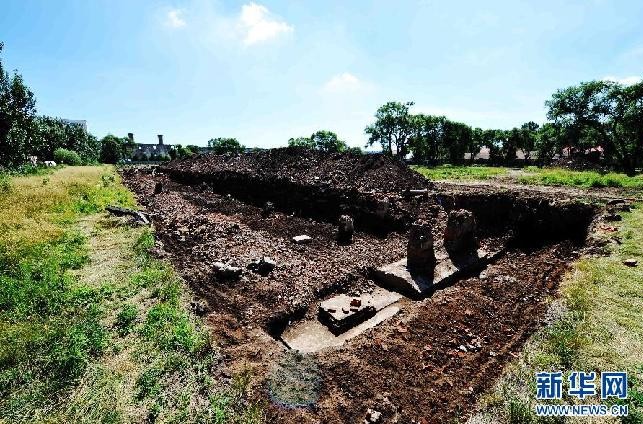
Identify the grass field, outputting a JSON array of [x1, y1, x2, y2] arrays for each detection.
[[471, 204, 643, 423], [519, 167, 643, 189], [414, 164, 643, 189], [0, 166, 263, 423], [412, 165, 509, 180]]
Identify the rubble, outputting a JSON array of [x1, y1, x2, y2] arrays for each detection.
[[247, 256, 277, 275], [365, 409, 382, 423], [213, 261, 243, 280], [607, 198, 632, 212], [292, 235, 313, 244]]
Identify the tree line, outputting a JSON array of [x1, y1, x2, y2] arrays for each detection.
[[365, 80, 643, 173], [3, 39, 641, 172]]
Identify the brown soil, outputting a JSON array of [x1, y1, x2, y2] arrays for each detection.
[[121, 151, 603, 423]]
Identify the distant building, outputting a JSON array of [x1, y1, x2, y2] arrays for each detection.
[[130, 133, 173, 160]]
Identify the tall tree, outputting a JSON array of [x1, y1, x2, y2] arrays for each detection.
[[409, 114, 445, 163], [365, 101, 414, 156], [608, 81, 643, 174], [545, 80, 614, 156], [0, 42, 37, 168], [100, 134, 128, 164]]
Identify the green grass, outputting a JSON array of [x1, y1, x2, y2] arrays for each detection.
[[0, 166, 133, 421], [520, 167, 643, 189], [0, 167, 264, 423], [472, 204, 643, 422], [412, 165, 508, 180], [413, 163, 643, 189]]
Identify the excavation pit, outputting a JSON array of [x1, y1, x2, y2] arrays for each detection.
[[121, 149, 602, 423]]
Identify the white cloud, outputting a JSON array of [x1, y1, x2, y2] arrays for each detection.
[[165, 9, 186, 28], [238, 3, 293, 46], [321, 73, 364, 93], [602, 75, 642, 86]]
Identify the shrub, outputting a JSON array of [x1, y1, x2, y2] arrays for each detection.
[[53, 148, 82, 165], [0, 174, 10, 194]]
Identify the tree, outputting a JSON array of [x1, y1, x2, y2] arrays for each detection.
[[0, 42, 37, 168], [608, 81, 643, 174], [545, 80, 643, 173], [34, 116, 99, 163], [288, 131, 348, 152], [309, 130, 347, 152], [100, 134, 131, 164], [170, 144, 197, 159], [365, 101, 414, 156], [545, 80, 614, 157], [470, 128, 485, 163], [409, 114, 445, 163], [518, 121, 539, 161], [535, 123, 561, 164], [207, 138, 244, 155], [287, 136, 315, 149], [503, 128, 520, 163], [441, 120, 472, 164]]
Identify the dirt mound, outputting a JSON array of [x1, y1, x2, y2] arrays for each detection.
[[161, 147, 431, 194]]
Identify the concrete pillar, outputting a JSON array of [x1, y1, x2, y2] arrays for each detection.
[[407, 220, 435, 274], [157, 134, 164, 145]]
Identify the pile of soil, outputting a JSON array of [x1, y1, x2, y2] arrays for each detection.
[[161, 147, 431, 194]]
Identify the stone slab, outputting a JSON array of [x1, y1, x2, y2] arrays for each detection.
[[373, 248, 502, 297], [318, 288, 403, 334], [282, 305, 401, 353]]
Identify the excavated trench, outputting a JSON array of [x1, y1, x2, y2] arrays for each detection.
[[122, 153, 602, 422], [156, 159, 597, 353], [265, 190, 596, 352]]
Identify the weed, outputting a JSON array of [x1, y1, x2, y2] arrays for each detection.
[[508, 398, 534, 423], [115, 304, 138, 335], [135, 366, 163, 400], [141, 303, 206, 354]]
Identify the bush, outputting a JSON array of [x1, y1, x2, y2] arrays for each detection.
[[53, 148, 82, 165], [0, 174, 10, 194]]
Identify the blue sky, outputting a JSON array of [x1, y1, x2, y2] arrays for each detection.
[[1, 0, 642, 148]]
